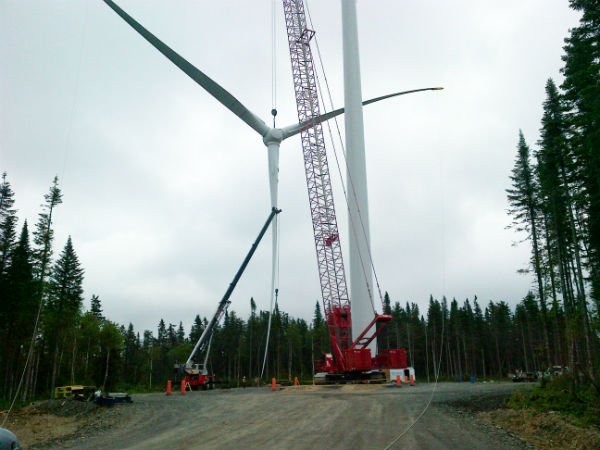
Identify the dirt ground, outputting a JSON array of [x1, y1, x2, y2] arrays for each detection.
[[9, 381, 592, 449]]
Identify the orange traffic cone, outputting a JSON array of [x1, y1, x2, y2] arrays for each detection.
[[294, 376, 299, 386], [410, 374, 415, 386], [271, 377, 277, 391], [180, 379, 186, 395], [166, 380, 172, 396], [395, 374, 402, 387]]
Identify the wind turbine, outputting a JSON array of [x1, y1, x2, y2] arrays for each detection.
[[102, 0, 441, 327], [103, 0, 439, 209]]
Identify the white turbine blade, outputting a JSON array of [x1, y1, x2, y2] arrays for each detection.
[[280, 87, 443, 140], [103, 0, 270, 137]]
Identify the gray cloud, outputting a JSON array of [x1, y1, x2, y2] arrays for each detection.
[[1, 1, 580, 334]]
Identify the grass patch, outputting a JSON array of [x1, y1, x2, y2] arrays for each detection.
[[479, 409, 600, 450], [508, 376, 600, 428]]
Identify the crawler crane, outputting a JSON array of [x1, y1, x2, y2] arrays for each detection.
[[282, 0, 409, 382]]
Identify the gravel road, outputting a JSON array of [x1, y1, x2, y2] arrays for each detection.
[[46, 382, 528, 450]]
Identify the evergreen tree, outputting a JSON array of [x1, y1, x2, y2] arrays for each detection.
[[167, 323, 177, 348], [382, 292, 392, 314], [0, 172, 17, 277], [32, 176, 62, 283], [98, 320, 123, 390], [47, 237, 85, 319], [537, 78, 593, 374], [157, 319, 167, 347], [312, 301, 328, 357], [0, 223, 35, 399], [176, 321, 186, 344], [189, 314, 204, 343], [247, 298, 256, 378], [90, 294, 104, 320], [122, 323, 141, 385], [561, 0, 600, 311], [378, 292, 393, 350], [45, 236, 85, 393], [506, 130, 551, 366]]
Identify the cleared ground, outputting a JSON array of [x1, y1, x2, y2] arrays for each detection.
[[7, 381, 530, 450], [12, 382, 526, 449]]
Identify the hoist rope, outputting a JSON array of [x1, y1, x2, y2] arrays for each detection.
[[382, 307, 445, 450], [260, 210, 281, 379], [271, 0, 277, 117], [305, 1, 382, 313], [384, 128, 447, 448], [259, 0, 280, 381]]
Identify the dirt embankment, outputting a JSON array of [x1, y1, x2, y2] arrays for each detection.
[[1, 399, 126, 449], [445, 389, 600, 450]]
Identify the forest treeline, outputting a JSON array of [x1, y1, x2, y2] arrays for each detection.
[[505, 0, 599, 389], [0, 172, 595, 401], [1, 0, 598, 402]]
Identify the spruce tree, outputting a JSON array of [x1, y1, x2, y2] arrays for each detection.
[[157, 319, 167, 347], [561, 0, 600, 309], [189, 314, 204, 343], [312, 301, 328, 357], [45, 236, 84, 392], [90, 294, 104, 320], [0, 172, 17, 277], [506, 130, 551, 365], [176, 321, 186, 344], [32, 176, 62, 294], [47, 236, 85, 319], [0, 223, 35, 399], [536, 78, 594, 374]]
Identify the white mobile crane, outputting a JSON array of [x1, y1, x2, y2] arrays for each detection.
[[174, 208, 280, 390]]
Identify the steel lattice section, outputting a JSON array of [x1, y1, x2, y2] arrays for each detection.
[[283, 0, 351, 349]]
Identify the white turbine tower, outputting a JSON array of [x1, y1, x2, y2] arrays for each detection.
[[102, 0, 441, 349]]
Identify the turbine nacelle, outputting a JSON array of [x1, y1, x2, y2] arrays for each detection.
[[262, 128, 285, 147]]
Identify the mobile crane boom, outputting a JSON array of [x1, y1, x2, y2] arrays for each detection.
[[186, 207, 282, 364], [175, 207, 281, 389]]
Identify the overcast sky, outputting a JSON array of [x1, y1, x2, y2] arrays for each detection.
[[1, 1, 581, 336]]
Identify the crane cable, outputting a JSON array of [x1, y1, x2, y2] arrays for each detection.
[[259, 0, 281, 381], [383, 306, 445, 450], [260, 214, 281, 379], [271, 0, 277, 126], [304, 6, 447, 446], [305, 1, 382, 313], [384, 151, 447, 448]]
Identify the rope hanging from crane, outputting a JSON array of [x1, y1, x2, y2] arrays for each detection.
[[260, 209, 281, 379], [259, 2, 283, 381]]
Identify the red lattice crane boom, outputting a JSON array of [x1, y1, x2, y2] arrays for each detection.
[[282, 0, 395, 377]]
